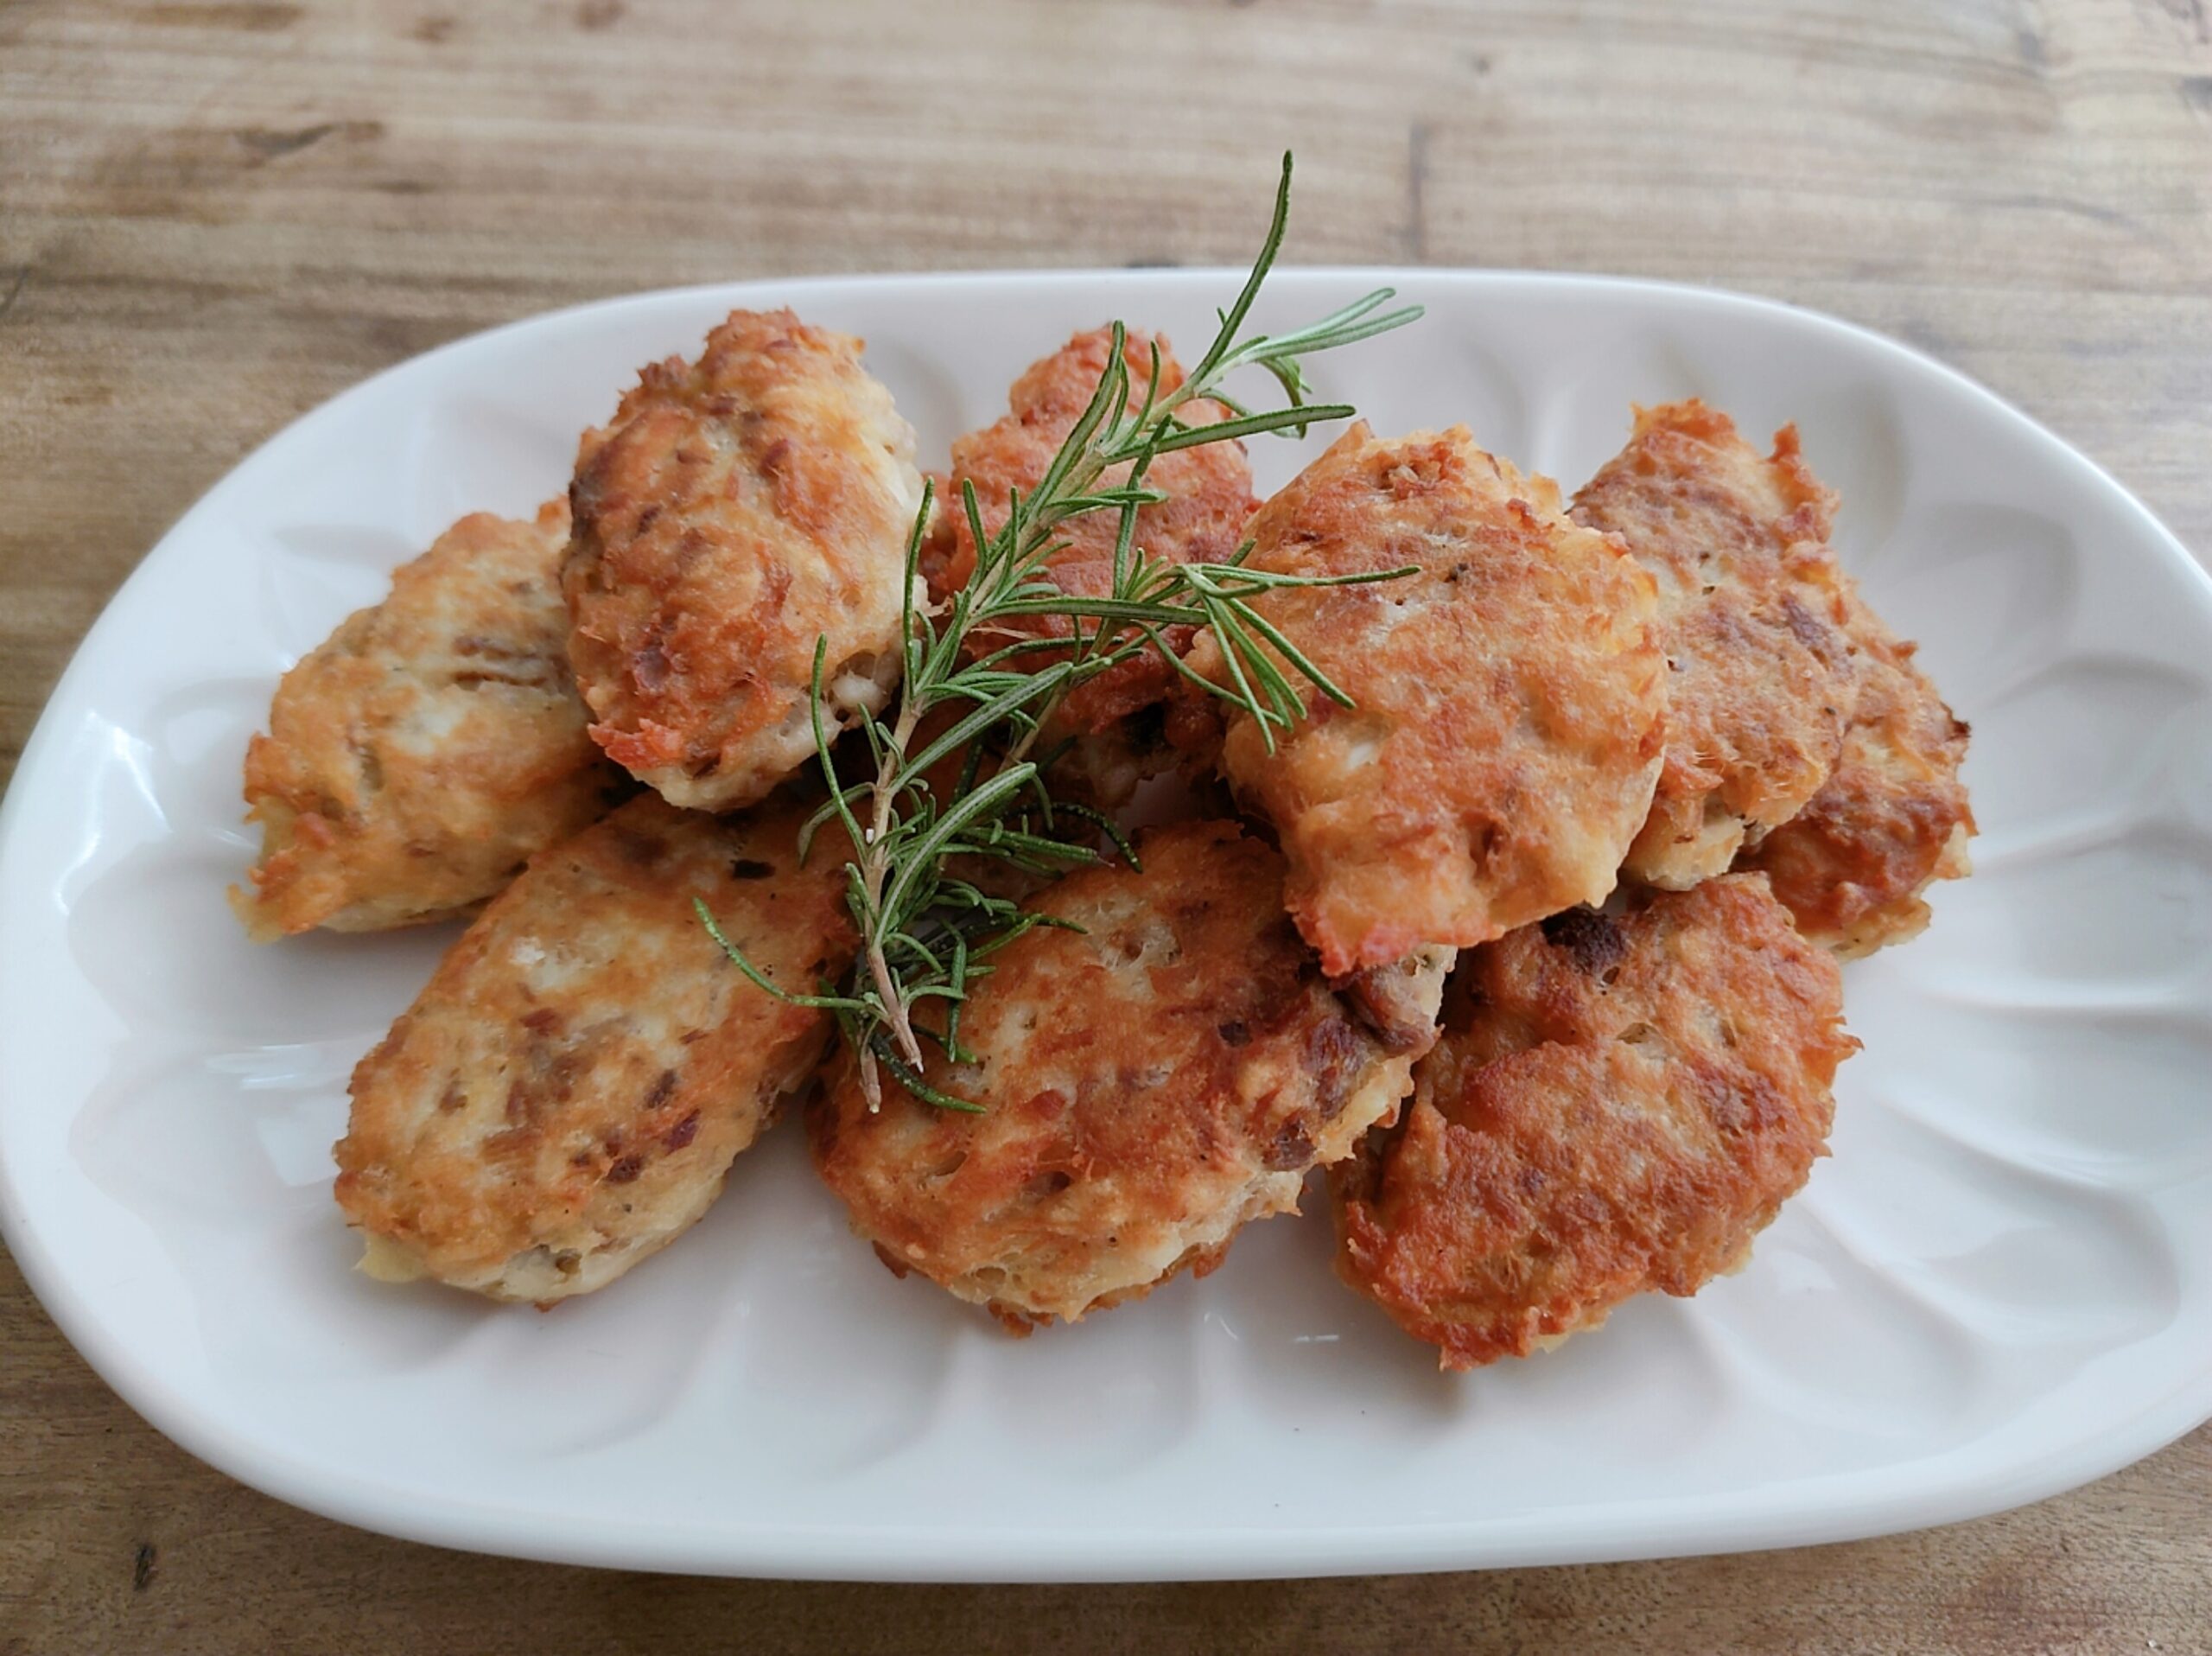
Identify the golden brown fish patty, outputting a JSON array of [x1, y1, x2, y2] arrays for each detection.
[[1332, 876, 1853, 1370], [1571, 401, 1859, 889], [565, 308, 924, 811], [336, 793, 855, 1303], [1193, 424, 1667, 977], [943, 326, 1258, 736], [808, 821, 1448, 1330], [1739, 583, 1973, 957], [232, 500, 621, 940]]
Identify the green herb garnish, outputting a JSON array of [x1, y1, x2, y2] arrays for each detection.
[[705, 152, 1421, 1108]]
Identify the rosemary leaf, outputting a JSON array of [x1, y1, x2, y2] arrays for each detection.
[[705, 150, 1424, 1109]]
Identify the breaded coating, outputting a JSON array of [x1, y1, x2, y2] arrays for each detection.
[[1194, 424, 1667, 977], [1332, 876, 1854, 1370], [336, 793, 855, 1303], [232, 501, 621, 941], [808, 822, 1448, 1330], [565, 309, 925, 811], [1572, 402, 1859, 888], [1739, 583, 1973, 957], [944, 326, 1258, 736]]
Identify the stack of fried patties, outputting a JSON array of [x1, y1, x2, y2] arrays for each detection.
[[237, 311, 1969, 1367]]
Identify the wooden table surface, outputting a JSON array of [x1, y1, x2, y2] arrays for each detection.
[[3, 2, 2209, 1650]]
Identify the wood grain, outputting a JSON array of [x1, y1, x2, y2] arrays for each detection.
[[2, 1, 2208, 1651]]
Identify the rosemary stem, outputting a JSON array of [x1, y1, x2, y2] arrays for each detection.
[[702, 154, 1426, 1112], [861, 695, 930, 1085]]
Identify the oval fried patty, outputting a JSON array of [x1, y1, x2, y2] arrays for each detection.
[[1332, 875, 1854, 1369], [565, 308, 925, 810], [808, 821, 1448, 1329], [1571, 401, 1859, 889], [336, 792, 855, 1303], [1739, 583, 1974, 957], [232, 500, 623, 940], [944, 326, 1257, 736], [1193, 424, 1667, 977]]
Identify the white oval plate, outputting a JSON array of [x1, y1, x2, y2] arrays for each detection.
[[3, 271, 2209, 1582]]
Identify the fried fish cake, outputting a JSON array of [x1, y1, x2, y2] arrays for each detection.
[[1192, 424, 1667, 977], [808, 821, 1448, 1330], [1739, 584, 1973, 957], [565, 309, 925, 811], [1571, 401, 1859, 889], [336, 793, 855, 1303], [1332, 876, 1853, 1369], [232, 500, 622, 941], [943, 326, 1258, 736]]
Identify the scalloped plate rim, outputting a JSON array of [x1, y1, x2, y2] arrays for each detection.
[[3, 267, 2209, 1582]]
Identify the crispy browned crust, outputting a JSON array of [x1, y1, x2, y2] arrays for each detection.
[[1739, 583, 1974, 958], [564, 308, 924, 810], [944, 327, 1258, 735], [232, 500, 623, 940], [1195, 424, 1667, 977], [1571, 401, 1859, 889], [335, 793, 855, 1303], [1332, 876, 1854, 1369], [807, 821, 1446, 1328]]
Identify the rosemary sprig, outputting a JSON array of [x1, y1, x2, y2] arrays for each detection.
[[703, 153, 1422, 1109]]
